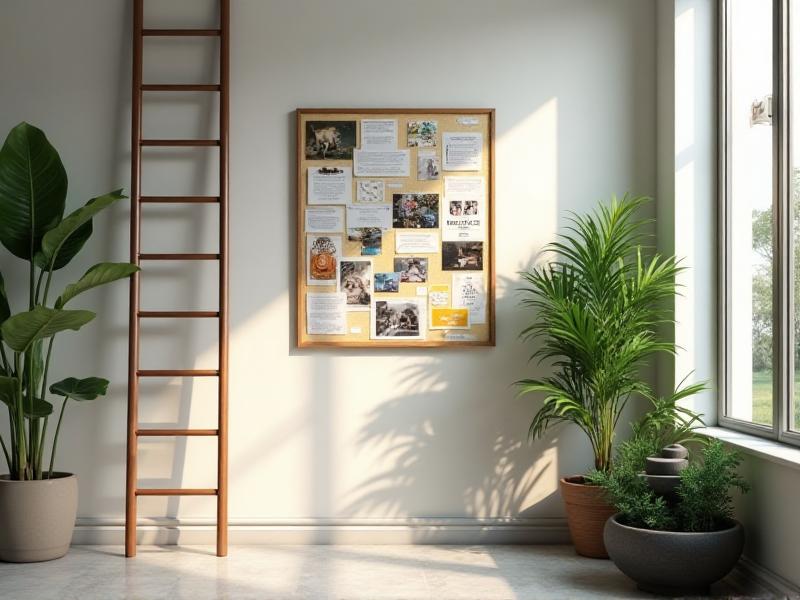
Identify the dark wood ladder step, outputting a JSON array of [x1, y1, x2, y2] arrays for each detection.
[[138, 253, 220, 260], [137, 369, 220, 377], [141, 84, 221, 92], [136, 488, 219, 496], [136, 429, 219, 436], [138, 311, 220, 318], [140, 139, 220, 147], [142, 29, 221, 37], [140, 196, 220, 204]]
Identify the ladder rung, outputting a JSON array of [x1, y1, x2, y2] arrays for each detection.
[[141, 84, 221, 92], [139, 253, 220, 260], [139, 311, 220, 318], [140, 196, 220, 204], [142, 29, 221, 37], [136, 488, 218, 496], [137, 369, 220, 377], [141, 139, 220, 147], [137, 429, 218, 436]]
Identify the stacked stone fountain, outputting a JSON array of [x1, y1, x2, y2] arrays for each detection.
[[640, 443, 689, 497], [605, 442, 746, 595]]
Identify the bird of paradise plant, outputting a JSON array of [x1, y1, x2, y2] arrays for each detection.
[[0, 122, 138, 480]]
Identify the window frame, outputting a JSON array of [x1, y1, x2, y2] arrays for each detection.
[[719, 0, 800, 446]]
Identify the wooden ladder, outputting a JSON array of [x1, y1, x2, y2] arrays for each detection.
[[126, 0, 230, 557]]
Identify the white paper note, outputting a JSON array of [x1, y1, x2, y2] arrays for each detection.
[[395, 231, 439, 254], [452, 273, 486, 324], [308, 166, 352, 205], [346, 205, 392, 230], [361, 119, 397, 150], [306, 292, 347, 335], [305, 206, 344, 232], [442, 132, 482, 171], [444, 176, 485, 200], [354, 149, 410, 177]]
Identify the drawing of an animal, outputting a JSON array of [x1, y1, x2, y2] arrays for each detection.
[[310, 126, 342, 159]]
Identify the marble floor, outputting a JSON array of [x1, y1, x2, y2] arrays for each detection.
[[0, 545, 780, 600]]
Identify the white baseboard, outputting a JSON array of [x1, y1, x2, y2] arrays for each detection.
[[72, 517, 570, 546], [737, 556, 800, 596]]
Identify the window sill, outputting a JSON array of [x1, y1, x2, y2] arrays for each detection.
[[697, 427, 800, 471]]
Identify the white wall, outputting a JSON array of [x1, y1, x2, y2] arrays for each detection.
[[0, 0, 656, 542]]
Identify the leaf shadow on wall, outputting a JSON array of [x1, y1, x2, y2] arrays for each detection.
[[339, 272, 565, 536]]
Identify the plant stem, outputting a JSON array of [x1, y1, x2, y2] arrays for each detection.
[[0, 433, 10, 473], [29, 254, 34, 310], [7, 404, 17, 475], [48, 397, 68, 479], [34, 268, 45, 306], [42, 268, 54, 308], [0, 342, 9, 374], [36, 336, 56, 476], [14, 354, 27, 480], [26, 349, 38, 478]]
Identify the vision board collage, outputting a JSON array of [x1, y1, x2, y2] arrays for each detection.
[[297, 110, 493, 347]]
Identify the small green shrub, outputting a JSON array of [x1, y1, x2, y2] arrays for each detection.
[[591, 438, 750, 533], [676, 441, 750, 532]]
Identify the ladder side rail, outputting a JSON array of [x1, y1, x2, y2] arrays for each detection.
[[217, 0, 231, 558], [125, 0, 144, 559]]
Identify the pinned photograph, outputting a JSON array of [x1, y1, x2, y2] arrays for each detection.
[[338, 258, 372, 310], [392, 193, 439, 229], [356, 180, 385, 204], [307, 235, 341, 285], [417, 153, 440, 180], [442, 241, 483, 271], [393, 257, 428, 282], [372, 298, 424, 339], [374, 272, 400, 293], [407, 120, 437, 147], [348, 227, 382, 256], [305, 120, 357, 160], [449, 201, 463, 216]]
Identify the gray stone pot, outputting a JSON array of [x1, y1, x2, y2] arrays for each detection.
[[604, 514, 744, 596], [0, 473, 78, 562]]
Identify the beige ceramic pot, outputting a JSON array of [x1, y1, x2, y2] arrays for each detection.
[[0, 473, 77, 562]]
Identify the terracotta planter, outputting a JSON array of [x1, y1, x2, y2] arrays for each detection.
[[560, 475, 616, 558], [0, 473, 78, 562]]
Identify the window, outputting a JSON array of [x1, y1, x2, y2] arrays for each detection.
[[721, 0, 800, 444]]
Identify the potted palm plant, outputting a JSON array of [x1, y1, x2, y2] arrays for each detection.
[[516, 195, 703, 557], [0, 122, 138, 562]]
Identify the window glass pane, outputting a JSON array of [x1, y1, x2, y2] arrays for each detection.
[[728, 0, 774, 425], [792, 0, 800, 431]]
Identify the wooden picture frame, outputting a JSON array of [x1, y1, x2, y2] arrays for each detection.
[[295, 108, 495, 348]]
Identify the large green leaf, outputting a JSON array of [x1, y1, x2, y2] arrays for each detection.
[[56, 262, 139, 307], [0, 306, 95, 353], [34, 221, 92, 271], [0, 123, 67, 259], [22, 339, 44, 393], [36, 190, 126, 271], [0, 375, 51, 417], [49, 376, 109, 401]]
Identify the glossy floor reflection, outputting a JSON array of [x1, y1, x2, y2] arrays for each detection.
[[0, 544, 777, 599]]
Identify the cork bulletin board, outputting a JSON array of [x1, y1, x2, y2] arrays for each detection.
[[295, 108, 495, 348]]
